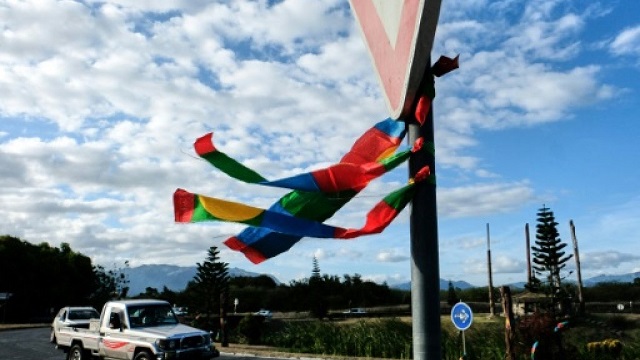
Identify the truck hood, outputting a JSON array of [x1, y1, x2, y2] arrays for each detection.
[[129, 323, 208, 339]]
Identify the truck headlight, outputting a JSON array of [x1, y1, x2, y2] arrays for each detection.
[[156, 339, 177, 350]]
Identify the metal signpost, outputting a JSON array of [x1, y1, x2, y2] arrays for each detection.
[[451, 302, 474, 357], [348, 1, 443, 359]]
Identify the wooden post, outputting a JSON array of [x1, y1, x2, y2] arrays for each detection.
[[570, 220, 585, 316], [486, 223, 495, 316], [219, 289, 229, 347], [500, 286, 516, 360], [525, 223, 532, 286]]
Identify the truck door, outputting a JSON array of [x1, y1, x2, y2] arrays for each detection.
[[100, 310, 131, 360]]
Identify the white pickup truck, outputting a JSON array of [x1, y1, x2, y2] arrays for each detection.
[[53, 299, 219, 360]]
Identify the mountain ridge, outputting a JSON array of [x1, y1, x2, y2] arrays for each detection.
[[123, 264, 640, 295], [124, 264, 277, 295]]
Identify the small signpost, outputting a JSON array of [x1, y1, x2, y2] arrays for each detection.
[[451, 302, 473, 357]]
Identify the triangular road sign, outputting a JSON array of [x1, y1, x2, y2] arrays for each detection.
[[349, 0, 442, 119]]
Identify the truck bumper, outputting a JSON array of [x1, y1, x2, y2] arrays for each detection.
[[158, 346, 220, 359]]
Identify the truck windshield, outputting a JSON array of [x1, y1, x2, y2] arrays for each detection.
[[127, 304, 179, 328]]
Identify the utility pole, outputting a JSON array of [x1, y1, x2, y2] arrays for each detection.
[[525, 223, 532, 287], [570, 220, 585, 315], [486, 223, 495, 316]]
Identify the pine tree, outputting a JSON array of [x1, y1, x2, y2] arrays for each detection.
[[311, 256, 321, 280], [309, 256, 327, 318], [447, 280, 458, 306], [530, 205, 573, 313], [191, 246, 229, 331]]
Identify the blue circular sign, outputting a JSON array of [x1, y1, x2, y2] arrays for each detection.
[[451, 302, 473, 331]]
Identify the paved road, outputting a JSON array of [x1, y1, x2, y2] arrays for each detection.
[[0, 327, 59, 360], [0, 327, 298, 360]]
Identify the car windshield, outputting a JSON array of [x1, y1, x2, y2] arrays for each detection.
[[127, 304, 178, 328], [68, 309, 100, 320]]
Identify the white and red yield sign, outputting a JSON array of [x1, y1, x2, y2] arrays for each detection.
[[349, 0, 442, 119]]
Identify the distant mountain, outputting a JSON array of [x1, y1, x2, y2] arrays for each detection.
[[583, 272, 640, 286], [124, 265, 640, 295], [391, 279, 474, 291], [507, 273, 640, 289], [124, 264, 279, 295], [391, 272, 640, 291], [505, 282, 528, 289]]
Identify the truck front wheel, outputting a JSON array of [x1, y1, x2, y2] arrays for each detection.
[[67, 344, 86, 360], [133, 350, 153, 360]]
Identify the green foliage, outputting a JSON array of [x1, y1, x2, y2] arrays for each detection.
[[235, 315, 265, 345], [262, 318, 413, 358], [447, 281, 459, 306], [0, 235, 107, 321], [441, 286, 498, 303], [529, 205, 573, 314], [582, 281, 640, 302], [256, 316, 640, 360], [308, 257, 327, 319], [89, 261, 131, 307], [231, 275, 277, 289], [186, 246, 230, 322], [442, 321, 505, 360]]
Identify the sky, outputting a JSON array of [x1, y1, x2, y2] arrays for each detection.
[[1, 0, 639, 288]]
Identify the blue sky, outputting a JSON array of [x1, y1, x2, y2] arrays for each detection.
[[1, 0, 639, 287]]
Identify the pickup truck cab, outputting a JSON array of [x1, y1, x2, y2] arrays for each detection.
[[53, 299, 219, 360]]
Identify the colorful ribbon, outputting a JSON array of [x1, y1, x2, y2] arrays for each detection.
[[174, 166, 429, 239], [195, 132, 423, 193], [216, 118, 408, 263]]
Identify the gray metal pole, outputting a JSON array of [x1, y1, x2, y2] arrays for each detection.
[[409, 61, 441, 360]]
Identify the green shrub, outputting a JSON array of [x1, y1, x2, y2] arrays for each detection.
[[235, 315, 265, 345]]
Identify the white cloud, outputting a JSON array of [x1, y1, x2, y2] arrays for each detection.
[[580, 251, 640, 271], [438, 182, 535, 218], [464, 255, 525, 274], [0, 0, 638, 287], [376, 248, 409, 263], [610, 26, 640, 56]]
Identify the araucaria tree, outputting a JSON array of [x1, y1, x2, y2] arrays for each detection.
[[530, 205, 573, 313], [309, 256, 328, 319], [189, 246, 230, 329]]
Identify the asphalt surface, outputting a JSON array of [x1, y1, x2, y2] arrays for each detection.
[[0, 327, 60, 360], [0, 327, 328, 360]]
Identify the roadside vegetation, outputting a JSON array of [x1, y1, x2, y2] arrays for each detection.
[[2, 232, 640, 359], [229, 313, 640, 359]]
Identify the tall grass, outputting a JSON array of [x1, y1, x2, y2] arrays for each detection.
[[441, 321, 505, 360], [262, 318, 413, 358], [248, 315, 640, 359], [259, 318, 504, 359]]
